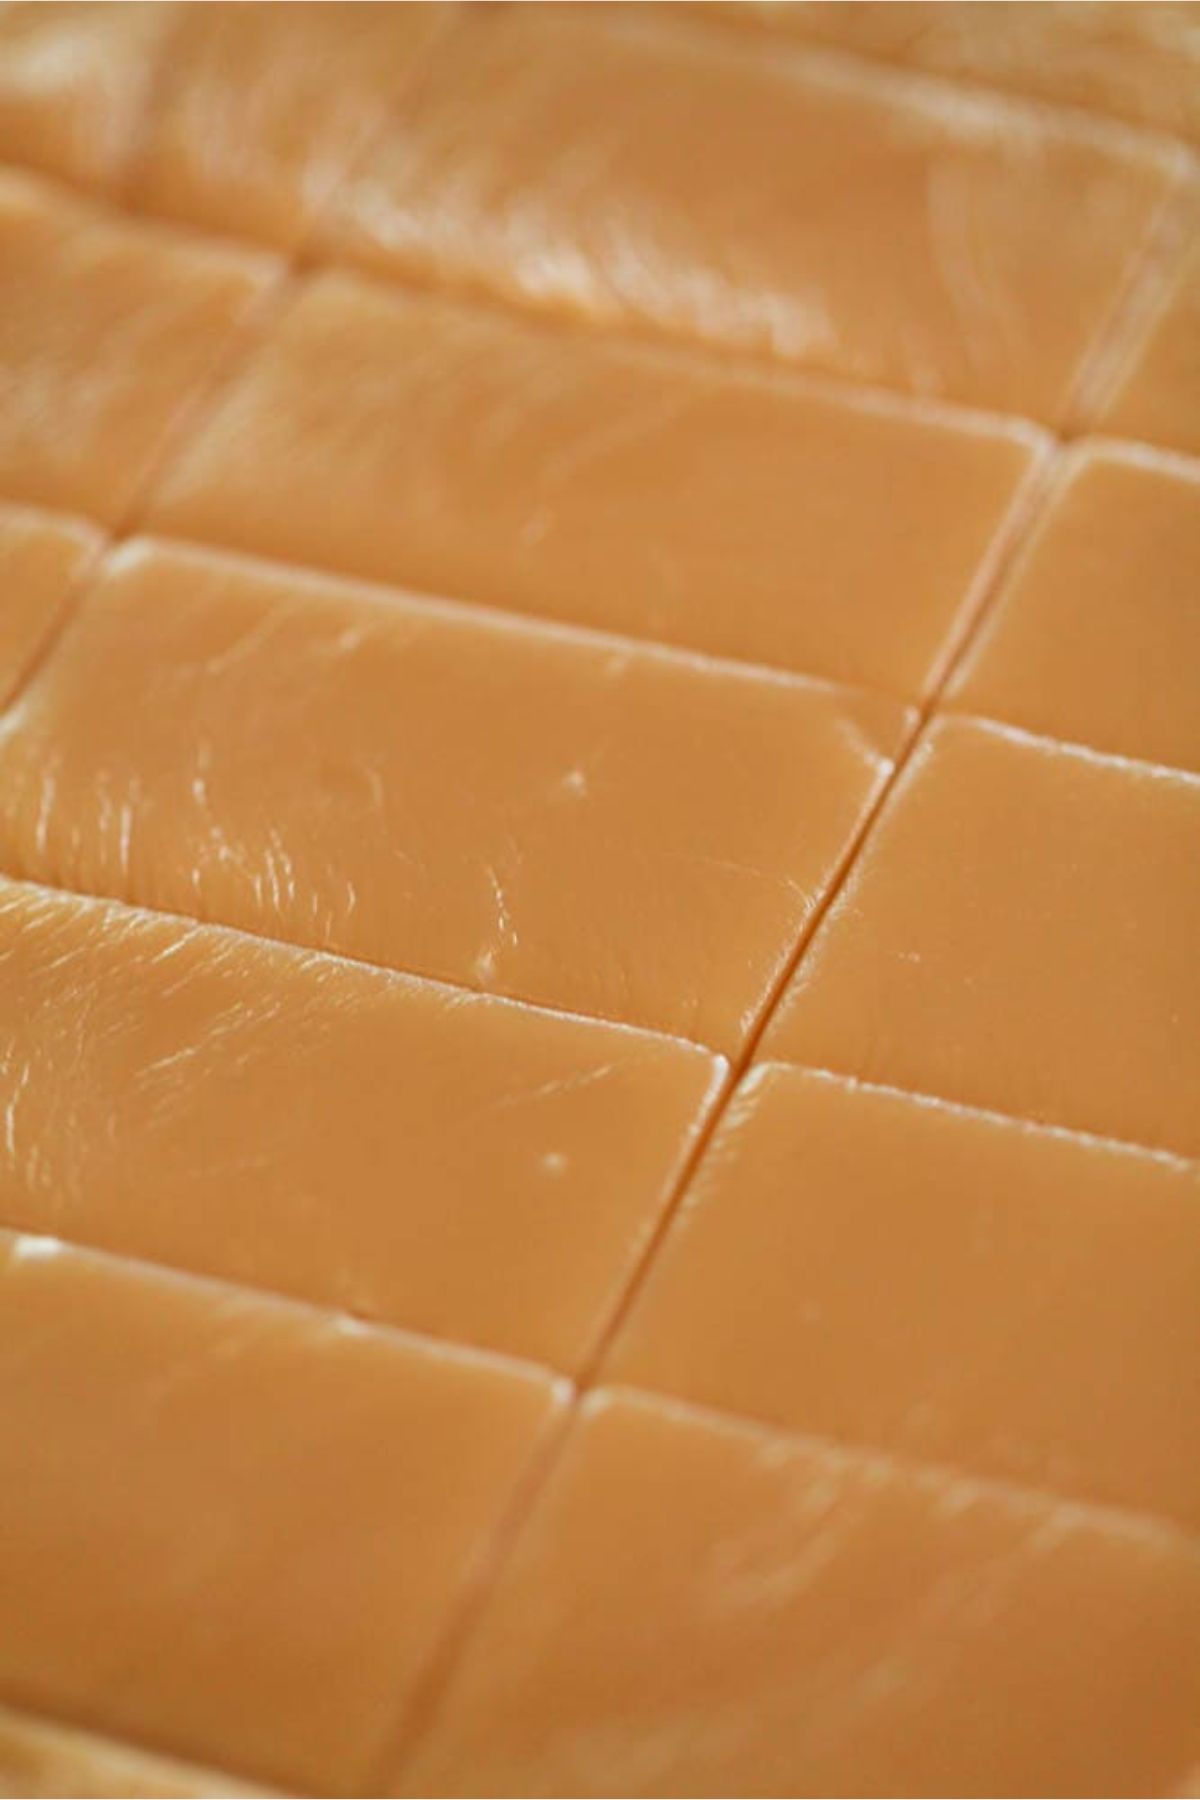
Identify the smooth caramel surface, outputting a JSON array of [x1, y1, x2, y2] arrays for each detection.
[[150, 271, 1038, 695], [0, 501, 98, 708], [0, 3, 180, 192], [327, 5, 1178, 418], [0, 876, 721, 1369], [0, 538, 907, 1051], [766, 715, 1200, 1157], [718, 3, 1200, 143], [612, 1064, 1200, 1528], [128, 3, 446, 251], [0, 1231, 562, 1795], [0, 170, 275, 525], [403, 1391, 1200, 1797], [949, 443, 1200, 770]]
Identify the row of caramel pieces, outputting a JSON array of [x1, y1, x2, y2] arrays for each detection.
[[0, 3, 1195, 440]]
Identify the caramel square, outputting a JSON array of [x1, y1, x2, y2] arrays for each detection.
[[612, 1062, 1200, 1527], [765, 714, 1200, 1156]]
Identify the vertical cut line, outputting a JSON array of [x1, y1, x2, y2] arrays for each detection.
[[381, 408, 1075, 1800], [0, 531, 109, 723], [366, 1391, 579, 1795]]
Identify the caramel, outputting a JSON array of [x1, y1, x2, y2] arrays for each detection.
[[0, 538, 908, 1050], [766, 715, 1200, 1156], [151, 270, 1039, 695], [404, 1390, 1200, 1797], [0, 875, 721, 1368], [0, 1231, 562, 1795]]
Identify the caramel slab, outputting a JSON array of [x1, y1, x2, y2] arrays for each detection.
[[0, 876, 722, 1369], [950, 443, 1200, 771], [400, 1391, 1200, 1797], [612, 1064, 1200, 1528], [150, 271, 1039, 696], [764, 715, 1200, 1156], [1102, 224, 1200, 459], [0, 2, 179, 191], [0, 539, 908, 1051], [0, 1232, 562, 1795], [714, 3, 1200, 144], [128, 2, 447, 251], [0, 171, 275, 526], [0, 501, 99, 708], [324, 6, 1177, 418]]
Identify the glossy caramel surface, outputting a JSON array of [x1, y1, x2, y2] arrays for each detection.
[[0, 6, 1195, 1795]]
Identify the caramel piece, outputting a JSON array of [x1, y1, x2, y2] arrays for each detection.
[[324, 6, 1177, 418], [0, 539, 907, 1051], [0, 501, 99, 709], [129, 3, 447, 252], [1102, 226, 1200, 459], [0, 171, 275, 526], [0, 3, 179, 192], [150, 271, 1039, 695], [0, 1705, 268, 1799], [401, 1391, 1200, 1797], [0, 1232, 562, 1794], [713, 3, 1200, 144], [765, 715, 1200, 1156], [0, 876, 722, 1368], [612, 1064, 1200, 1528], [950, 444, 1200, 771]]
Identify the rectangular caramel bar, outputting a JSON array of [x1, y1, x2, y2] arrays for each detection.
[[0, 875, 722, 1368], [149, 269, 1040, 695], [0, 537, 909, 1050]]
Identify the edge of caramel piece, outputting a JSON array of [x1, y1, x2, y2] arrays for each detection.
[[397, 1387, 1200, 1798], [0, 873, 726, 1371], [0, 1228, 566, 1795], [609, 1060, 1200, 1529]]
